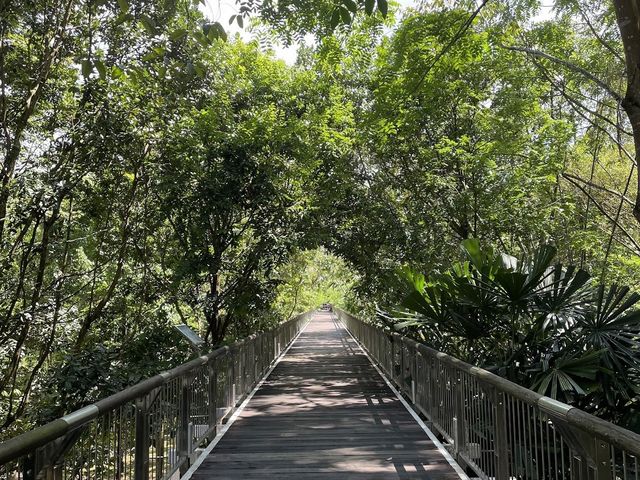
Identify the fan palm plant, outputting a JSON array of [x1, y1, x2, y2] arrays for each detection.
[[384, 239, 640, 428]]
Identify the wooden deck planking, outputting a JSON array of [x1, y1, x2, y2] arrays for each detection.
[[190, 312, 462, 479]]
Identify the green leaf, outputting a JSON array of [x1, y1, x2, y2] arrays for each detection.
[[112, 66, 125, 78], [140, 15, 156, 35], [193, 30, 209, 47], [236, 15, 244, 28], [364, 0, 375, 15], [229, 14, 236, 25], [193, 62, 205, 78], [204, 22, 227, 42], [169, 28, 187, 41], [116, 0, 129, 12], [394, 320, 420, 330], [343, 0, 357, 13], [339, 6, 351, 24], [377, 0, 387, 16], [461, 238, 482, 269], [81, 59, 93, 78], [115, 11, 133, 25], [330, 9, 341, 29], [142, 47, 165, 62], [215, 22, 228, 41], [94, 60, 107, 80]]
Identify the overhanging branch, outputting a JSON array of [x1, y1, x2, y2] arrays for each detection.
[[502, 44, 624, 103]]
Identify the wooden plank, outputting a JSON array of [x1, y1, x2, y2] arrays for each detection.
[[191, 312, 462, 479]]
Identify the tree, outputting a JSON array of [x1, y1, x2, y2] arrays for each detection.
[[151, 39, 356, 344], [612, 0, 640, 221]]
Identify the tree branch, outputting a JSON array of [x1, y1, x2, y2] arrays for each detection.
[[562, 173, 640, 253], [574, 1, 625, 64], [563, 172, 635, 207], [502, 44, 624, 103], [411, 0, 490, 95]]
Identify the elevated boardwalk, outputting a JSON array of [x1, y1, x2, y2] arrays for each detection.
[[189, 312, 463, 479], [3, 310, 639, 480]]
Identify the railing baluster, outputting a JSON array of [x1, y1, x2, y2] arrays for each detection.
[[410, 345, 416, 404], [208, 358, 218, 436], [453, 374, 465, 461], [134, 397, 150, 480], [178, 375, 192, 474], [494, 389, 510, 480]]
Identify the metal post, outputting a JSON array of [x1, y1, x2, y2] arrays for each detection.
[[44, 464, 57, 480], [134, 398, 150, 480], [23, 453, 36, 480], [572, 453, 589, 480], [410, 346, 416, 404], [178, 376, 192, 474], [208, 358, 218, 433], [594, 439, 613, 480], [231, 352, 236, 406], [453, 375, 466, 459], [399, 339, 405, 389], [238, 345, 244, 397], [155, 425, 164, 477], [254, 345, 259, 383], [389, 335, 395, 379], [494, 390, 510, 480], [426, 356, 435, 420]]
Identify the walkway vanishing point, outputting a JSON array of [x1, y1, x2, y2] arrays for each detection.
[[187, 311, 463, 480]]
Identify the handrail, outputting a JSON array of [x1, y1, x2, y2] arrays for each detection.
[[396, 332, 640, 458], [1, 311, 312, 478], [336, 307, 640, 480], [0, 347, 233, 464]]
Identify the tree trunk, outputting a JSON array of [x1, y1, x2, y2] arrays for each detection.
[[612, 0, 640, 222], [0, 0, 75, 242], [74, 166, 140, 349], [205, 273, 225, 345]]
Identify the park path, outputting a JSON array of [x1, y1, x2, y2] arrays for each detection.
[[190, 311, 462, 479]]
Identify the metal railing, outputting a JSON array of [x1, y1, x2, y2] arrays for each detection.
[[0, 312, 311, 480], [337, 308, 640, 480]]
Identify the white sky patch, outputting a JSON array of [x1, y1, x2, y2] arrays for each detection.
[[200, 0, 417, 65], [199, 0, 302, 64], [532, 2, 555, 23]]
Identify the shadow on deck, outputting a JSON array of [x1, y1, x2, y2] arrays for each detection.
[[187, 312, 464, 480]]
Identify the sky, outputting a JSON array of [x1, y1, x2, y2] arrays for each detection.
[[200, 0, 555, 65], [200, 0, 301, 64], [200, 0, 418, 64]]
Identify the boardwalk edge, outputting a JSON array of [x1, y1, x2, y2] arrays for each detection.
[[180, 318, 312, 480], [338, 314, 471, 480]]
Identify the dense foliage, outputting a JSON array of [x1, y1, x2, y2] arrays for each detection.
[[0, 0, 354, 436], [1, 0, 639, 437], [384, 240, 640, 430]]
